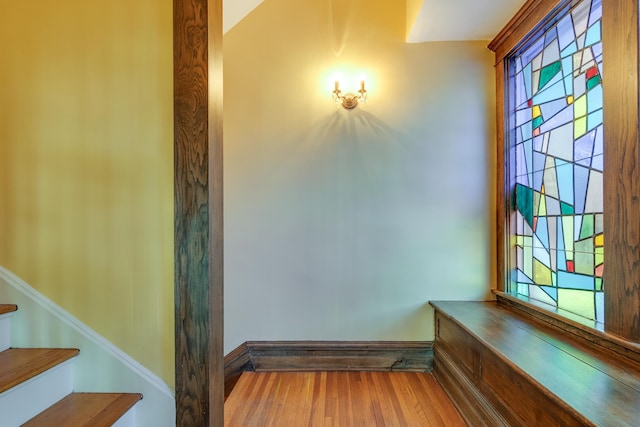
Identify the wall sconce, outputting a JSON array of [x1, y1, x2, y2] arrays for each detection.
[[332, 80, 367, 110]]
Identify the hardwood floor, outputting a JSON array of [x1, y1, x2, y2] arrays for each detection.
[[224, 371, 466, 426]]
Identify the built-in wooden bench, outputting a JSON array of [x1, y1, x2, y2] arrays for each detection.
[[430, 300, 640, 427]]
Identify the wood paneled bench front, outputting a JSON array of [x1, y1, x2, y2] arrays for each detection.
[[430, 300, 640, 427]]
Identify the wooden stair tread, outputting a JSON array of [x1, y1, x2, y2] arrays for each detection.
[[0, 304, 18, 315], [23, 392, 143, 427], [0, 348, 79, 394]]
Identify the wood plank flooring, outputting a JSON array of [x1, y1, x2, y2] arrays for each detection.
[[224, 371, 466, 426]]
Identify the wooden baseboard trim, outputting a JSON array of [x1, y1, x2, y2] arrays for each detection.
[[223, 342, 252, 399], [247, 341, 433, 372], [224, 341, 434, 397]]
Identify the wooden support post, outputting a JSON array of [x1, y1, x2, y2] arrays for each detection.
[[173, 0, 224, 425], [602, 0, 640, 341]]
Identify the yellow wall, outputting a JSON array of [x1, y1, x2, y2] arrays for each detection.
[[224, 0, 496, 352], [0, 1, 174, 386], [406, 0, 424, 40]]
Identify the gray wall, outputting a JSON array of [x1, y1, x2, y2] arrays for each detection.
[[223, 0, 496, 353]]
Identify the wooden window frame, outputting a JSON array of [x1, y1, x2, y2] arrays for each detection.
[[489, 0, 640, 342]]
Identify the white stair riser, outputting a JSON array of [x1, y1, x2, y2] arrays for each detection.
[[112, 405, 136, 427], [0, 359, 74, 426], [0, 313, 11, 351]]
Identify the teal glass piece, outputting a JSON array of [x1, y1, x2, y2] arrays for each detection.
[[560, 202, 575, 215], [587, 75, 601, 91], [539, 61, 562, 90], [508, 0, 604, 322], [533, 116, 544, 129], [515, 184, 534, 229]]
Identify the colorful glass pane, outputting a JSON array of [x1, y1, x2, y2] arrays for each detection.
[[508, 0, 604, 322]]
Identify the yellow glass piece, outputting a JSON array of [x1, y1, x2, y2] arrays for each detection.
[[533, 105, 542, 118], [595, 233, 604, 247], [538, 193, 547, 216], [533, 259, 553, 285], [574, 95, 587, 118], [567, 95, 574, 104], [595, 248, 604, 266], [574, 116, 587, 139]]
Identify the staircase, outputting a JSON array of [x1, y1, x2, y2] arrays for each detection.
[[0, 304, 142, 426]]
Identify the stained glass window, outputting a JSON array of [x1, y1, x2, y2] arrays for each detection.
[[508, 0, 603, 322]]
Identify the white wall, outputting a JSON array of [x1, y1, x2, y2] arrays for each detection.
[[223, 0, 496, 354]]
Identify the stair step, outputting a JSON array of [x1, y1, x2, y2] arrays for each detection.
[[0, 304, 18, 315], [23, 392, 143, 427], [0, 348, 78, 425], [0, 348, 79, 394], [0, 305, 16, 352]]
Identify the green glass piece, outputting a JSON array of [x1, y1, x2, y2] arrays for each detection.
[[595, 247, 604, 266], [580, 214, 595, 239], [575, 239, 595, 276], [596, 278, 603, 291], [515, 184, 534, 229], [558, 289, 596, 320], [561, 202, 575, 215], [538, 61, 562, 90], [587, 75, 601, 91]]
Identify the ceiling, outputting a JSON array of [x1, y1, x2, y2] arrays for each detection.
[[407, 0, 528, 42], [223, 0, 528, 41]]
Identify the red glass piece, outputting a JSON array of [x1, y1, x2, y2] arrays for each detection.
[[567, 260, 575, 273]]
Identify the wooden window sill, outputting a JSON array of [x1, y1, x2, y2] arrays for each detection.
[[493, 290, 640, 365]]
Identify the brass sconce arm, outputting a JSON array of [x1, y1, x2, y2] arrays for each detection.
[[333, 80, 367, 110]]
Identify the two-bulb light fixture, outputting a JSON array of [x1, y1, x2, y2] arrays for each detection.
[[332, 79, 367, 110]]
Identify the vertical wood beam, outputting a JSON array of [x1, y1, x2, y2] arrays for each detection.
[[493, 61, 507, 292], [173, 0, 223, 425], [602, 0, 640, 341]]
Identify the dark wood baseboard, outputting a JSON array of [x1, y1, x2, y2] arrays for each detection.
[[224, 341, 434, 398], [248, 341, 433, 372], [223, 342, 252, 399]]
